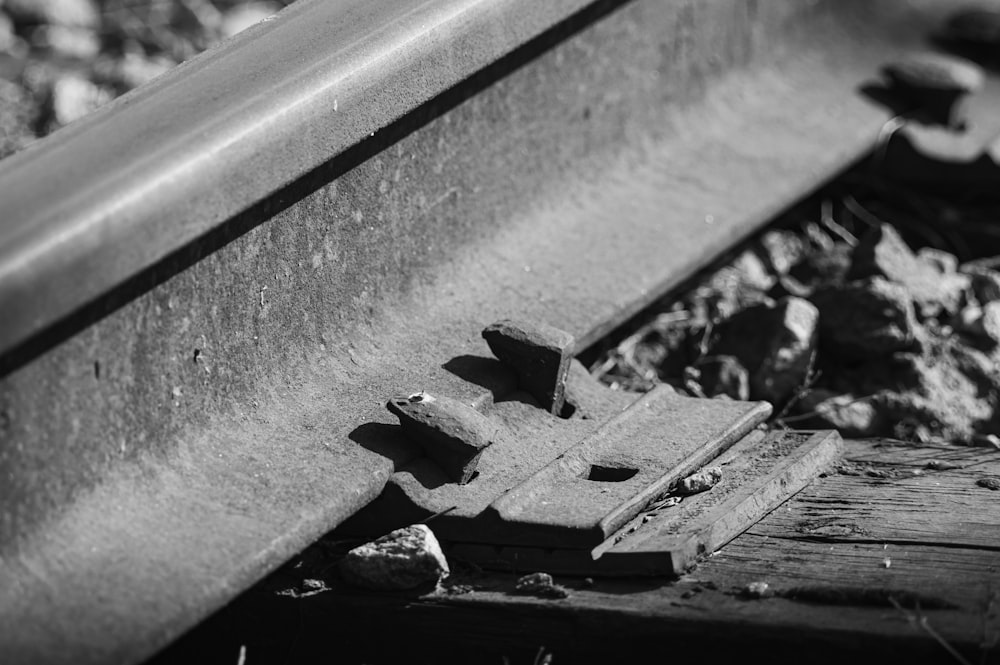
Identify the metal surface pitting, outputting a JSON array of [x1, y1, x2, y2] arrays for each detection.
[[367, 320, 771, 550], [446, 429, 844, 576], [0, 1, 958, 663], [360, 322, 771, 551], [348, 321, 839, 577], [0, 0, 606, 358], [485, 387, 770, 548]]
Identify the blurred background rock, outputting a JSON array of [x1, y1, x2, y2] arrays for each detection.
[[0, 0, 293, 158]]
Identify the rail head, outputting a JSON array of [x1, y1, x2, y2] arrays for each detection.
[[0, 0, 598, 362]]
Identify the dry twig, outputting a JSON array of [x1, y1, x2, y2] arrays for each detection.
[[889, 596, 973, 665]]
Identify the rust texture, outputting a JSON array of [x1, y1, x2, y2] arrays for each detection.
[[387, 393, 498, 485], [347, 349, 771, 550], [482, 319, 575, 415]]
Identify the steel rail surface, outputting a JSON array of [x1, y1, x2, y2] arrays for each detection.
[[0, 0, 599, 360], [0, 0, 967, 663]]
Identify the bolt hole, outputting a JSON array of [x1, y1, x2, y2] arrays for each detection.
[[93, 361, 100, 380], [585, 465, 638, 482], [193, 349, 202, 363]]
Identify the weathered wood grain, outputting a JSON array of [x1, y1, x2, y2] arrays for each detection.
[[161, 438, 1000, 664], [602, 430, 843, 574], [696, 533, 1000, 609], [750, 439, 1000, 550]]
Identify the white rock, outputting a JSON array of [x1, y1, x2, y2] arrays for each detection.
[[20, 60, 58, 97], [711, 296, 819, 404], [958, 304, 983, 330], [50, 75, 110, 127], [5, 0, 99, 28], [917, 247, 958, 274], [339, 524, 449, 590], [514, 572, 569, 599], [118, 51, 175, 90], [678, 466, 722, 495], [981, 302, 1000, 343], [958, 301, 1000, 344], [0, 12, 18, 51], [797, 390, 880, 438], [731, 249, 776, 292], [220, 1, 281, 38], [742, 581, 771, 599], [31, 25, 99, 59], [961, 265, 1000, 303], [0, 78, 36, 158], [757, 229, 806, 275]]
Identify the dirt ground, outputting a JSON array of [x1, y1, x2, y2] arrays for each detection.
[[588, 162, 1000, 446]]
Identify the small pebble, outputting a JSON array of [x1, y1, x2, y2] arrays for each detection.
[[958, 304, 984, 331], [962, 265, 1000, 304], [514, 572, 569, 599], [0, 13, 16, 51], [917, 247, 959, 274], [117, 51, 175, 90], [443, 583, 474, 596], [678, 466, 723, 495], [276, 577, 328, 599], [976, 477, 1000, 491], [5, 0, 100, 28], [981, 303, 1000, 344], [30, 25, 100, 60], [741, 581, 771, 599], [925, 459, 962, 471], [49, 75, 111, 127], [339, 524, 449, 591]]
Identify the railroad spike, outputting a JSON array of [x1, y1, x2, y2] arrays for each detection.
[[387, 392, 499, 485], [482, 319, 574, 415]]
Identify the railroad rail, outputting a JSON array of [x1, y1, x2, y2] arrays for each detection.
[[0, 0, 994, 663]]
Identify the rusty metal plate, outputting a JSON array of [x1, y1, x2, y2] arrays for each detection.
[[344, 325, 772, 550], [445, 429, 843, 575], [482, 388, 770, 548]]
